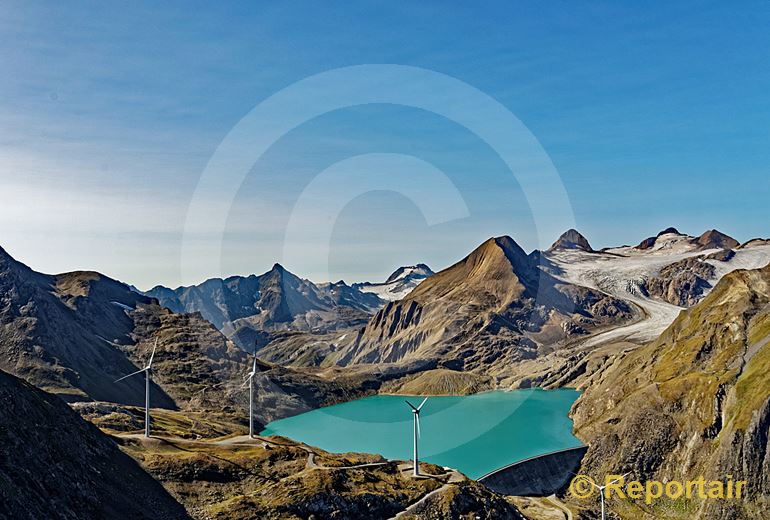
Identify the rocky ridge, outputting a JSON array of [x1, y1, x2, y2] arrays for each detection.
[[146, 264, 383, 350], [276, 236, 635, 373]]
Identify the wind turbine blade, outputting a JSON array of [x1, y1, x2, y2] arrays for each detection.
[[404, 399, 418, 411], [417, 397, 429, 411], [252, 354, 258, 373], [416, 414, 421, 438], [147, 338, 158, 368], [607, 473, 632, 486], [114, 367, 146, 383]]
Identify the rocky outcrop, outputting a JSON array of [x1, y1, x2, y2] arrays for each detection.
[[695, 229, 740, 251], [704, 248, 736, 262], [548, 229, 595, 252], [643, 255, 716, 307]]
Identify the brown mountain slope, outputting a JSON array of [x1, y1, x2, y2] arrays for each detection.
[[0, 369, 189, 520], [0, 246, 170, 404], [312, 236, 635, 371], [571, 263, 770, 519], [695, 228, 740, 251]]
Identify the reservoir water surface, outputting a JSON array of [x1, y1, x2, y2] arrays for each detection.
[[261, 388, 583, 479]]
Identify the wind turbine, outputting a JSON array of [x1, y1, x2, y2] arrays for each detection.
[[114, 339, 158, 438], [404, 397, 428, 476], [243, 354, 259, 438], [586, 473, 631, 520]]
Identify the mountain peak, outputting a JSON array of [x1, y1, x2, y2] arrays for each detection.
[[466, 236, 530, 271], [263, 262, 293, 283], [354, 264, 433, 302], [0, 244, 18, 266], [383, 264, 434, 284], [404, 234, 535, 304], [548, 229, 594, 252], [658, 227, 681, 236], [695, 229, 739, 251], [450, 235, 534, 282], [637, 227, 685, 250]]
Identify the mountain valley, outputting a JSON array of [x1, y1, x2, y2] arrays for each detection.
[[2, 226, 770, 519]]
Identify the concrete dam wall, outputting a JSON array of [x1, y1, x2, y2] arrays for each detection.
[[478, 446, 588, 496]]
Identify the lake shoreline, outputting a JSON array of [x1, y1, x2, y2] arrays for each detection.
[[262, 389, 583, 480]]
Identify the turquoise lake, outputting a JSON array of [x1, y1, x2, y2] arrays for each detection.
[[261, 388, 583, 479]]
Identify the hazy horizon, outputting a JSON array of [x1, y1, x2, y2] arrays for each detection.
[[0, 224, 759, 292], [2, 1, 769, 288]]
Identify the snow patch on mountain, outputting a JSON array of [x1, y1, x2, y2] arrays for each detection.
[[546, 242, 770, 345], [353, 264, 434, 301], [613, 231, 700, 255], [704, 244, 770, 285]]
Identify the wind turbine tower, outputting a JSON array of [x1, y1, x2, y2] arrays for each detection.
[[114, 339, 158, 438], [243, 354, 259, 438], [404, 397, 428, 476], [585, 473, 630, 520]]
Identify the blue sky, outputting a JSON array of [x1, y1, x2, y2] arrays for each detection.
[[1, 1, 769, 288]]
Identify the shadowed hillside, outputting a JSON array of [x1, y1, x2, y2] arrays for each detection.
[[0, 369, 190, 520]]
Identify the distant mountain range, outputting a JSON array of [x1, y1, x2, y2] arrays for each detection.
[[0, 245, 404, 422], [634, 227, 740, 252], [142, 227, 763, 359], [4, 226, 765, 395], [261, 227, 770, 377], [145, 263, 434, 350]]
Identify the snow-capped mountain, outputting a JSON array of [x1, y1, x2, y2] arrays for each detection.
[[628, 227, 739, 254], [352, 264, 434, 301], [545, 227, 770, 344]]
